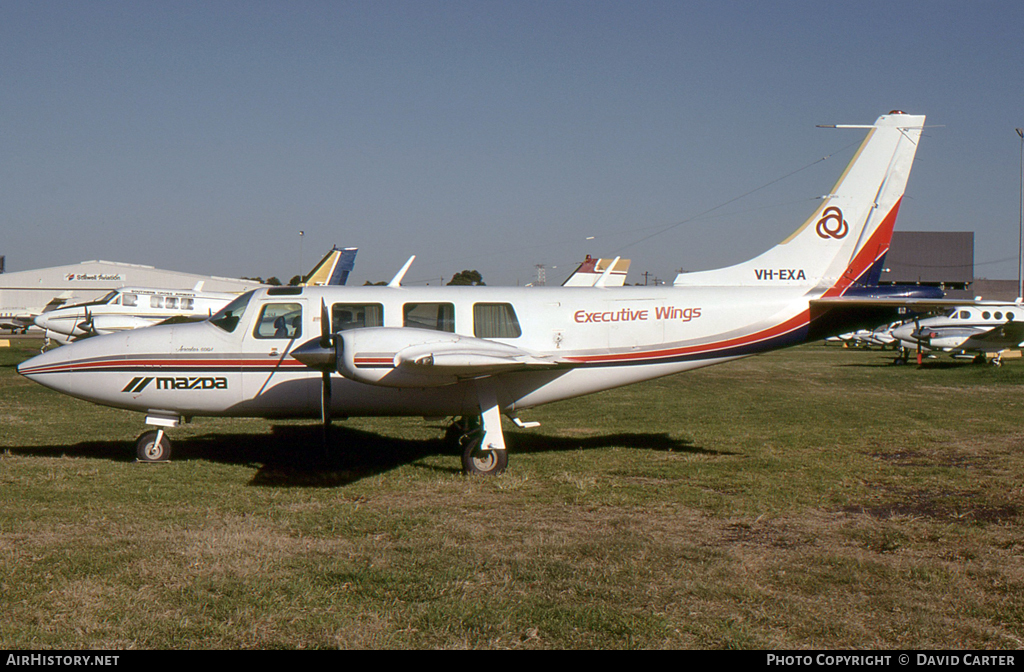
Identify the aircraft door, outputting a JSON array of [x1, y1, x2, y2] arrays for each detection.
[[240, 299, 314, 414]]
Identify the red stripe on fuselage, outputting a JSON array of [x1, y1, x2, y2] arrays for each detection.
[[20, 357, 308, 376], [565, 199, 902, 365]]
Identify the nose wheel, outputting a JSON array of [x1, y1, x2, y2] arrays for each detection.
[[136, 429, 172, 462]]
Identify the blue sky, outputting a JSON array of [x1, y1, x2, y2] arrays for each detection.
[[3, 1, 1023, 286]]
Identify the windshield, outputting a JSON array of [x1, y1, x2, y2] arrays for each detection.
[[209, 291, 255, 333]]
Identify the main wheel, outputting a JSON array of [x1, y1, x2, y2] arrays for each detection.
[[136, 430, 172, 462], [460, 434, 507, 476]]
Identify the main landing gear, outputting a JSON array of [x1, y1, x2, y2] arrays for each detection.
[[446, 415, 509, 476]]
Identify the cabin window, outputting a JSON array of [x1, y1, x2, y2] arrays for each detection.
[[403, 303, 455, 332], [150, 296, 164, 309], [254, 303, 303, 339], [473, 303, 522, 338], [959, 310, 971, 319], [210, 291, 254, 333], [332, 303, 383, 331], [1008, 312, 1016, 320], [181, 298, 194, 310], [995, 312, 1003, 320], [165, 297, 179, 310], [122, 293, 137, 307], [983, 312, 991, 320]]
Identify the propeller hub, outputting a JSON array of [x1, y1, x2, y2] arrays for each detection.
[[291, 338, 336, 370]]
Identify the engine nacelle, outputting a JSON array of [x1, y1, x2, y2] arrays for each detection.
[[337, 327, 549, 388], [91, 314, 160, 335]]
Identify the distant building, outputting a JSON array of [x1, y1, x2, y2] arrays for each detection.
[[879, 231, 974, 299]]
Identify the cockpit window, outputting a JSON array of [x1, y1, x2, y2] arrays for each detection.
[[209, 291, 254, 333]]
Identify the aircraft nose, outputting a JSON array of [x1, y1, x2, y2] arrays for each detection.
[[16, 343, 70, 382], [891, 324, 913, 341]]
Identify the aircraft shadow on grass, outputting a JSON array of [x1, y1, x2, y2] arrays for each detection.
[[13, 425, 716, 488], [839, 359, 979, 370]]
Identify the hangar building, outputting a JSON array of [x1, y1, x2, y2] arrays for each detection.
[[879, 231, 975, 299]]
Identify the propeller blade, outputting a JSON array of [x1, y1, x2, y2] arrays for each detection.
[[79, 306, 94, 334], [320, 300, 331, 349], [321, 370, 332, 426]]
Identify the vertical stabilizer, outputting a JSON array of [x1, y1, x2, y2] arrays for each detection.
[[674, 111, 925, 293], [562, 256, 632, 287], [303, 247, 358, 286]]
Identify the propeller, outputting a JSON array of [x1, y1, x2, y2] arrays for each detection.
[[290, 300, 343, 448], [319, 300, 333, 434], [77, 306, 95, 337]]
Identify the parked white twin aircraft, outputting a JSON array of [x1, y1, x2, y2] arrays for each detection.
[[890, 302, 1024, 364], [19, 111, 942, 474], [33, 247, 358, 344]]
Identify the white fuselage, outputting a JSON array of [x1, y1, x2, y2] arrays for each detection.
[[18, 283, 819, 420]]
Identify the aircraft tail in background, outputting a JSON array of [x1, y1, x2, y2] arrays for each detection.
[[303, 247, 358, 286]]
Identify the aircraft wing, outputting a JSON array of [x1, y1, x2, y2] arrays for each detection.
[[954, 321, 1024, 353], [808, 297, 965, 310]]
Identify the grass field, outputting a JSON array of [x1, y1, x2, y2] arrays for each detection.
[[2, 338, 1023, 649]]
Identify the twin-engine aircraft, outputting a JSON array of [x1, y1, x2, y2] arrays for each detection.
[[34, 247, 358, 344], [20, 112, 943, 474], [890, 302, 1024, 364]]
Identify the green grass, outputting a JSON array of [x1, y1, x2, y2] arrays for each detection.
[[2, 339, 1023, 648]]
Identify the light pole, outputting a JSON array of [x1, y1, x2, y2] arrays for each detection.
[[1017, 128, 1024, 301]]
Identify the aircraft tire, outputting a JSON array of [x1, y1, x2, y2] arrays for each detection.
[[461, 435, 507, 476], [136, 430, 172, 462]]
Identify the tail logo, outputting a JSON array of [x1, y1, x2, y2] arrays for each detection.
[[816, 207, 849, 239]]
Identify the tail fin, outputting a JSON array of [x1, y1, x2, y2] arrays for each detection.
[[303, 247, 358, 286], [562, 256, 631, 286], [673, 111, 925, 293]]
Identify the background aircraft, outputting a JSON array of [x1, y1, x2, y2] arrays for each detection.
[[1, 293, 71, 334], [890, 302, 1024, 364], [34, 247, 357, 344], [561, 256, 632, 287]]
